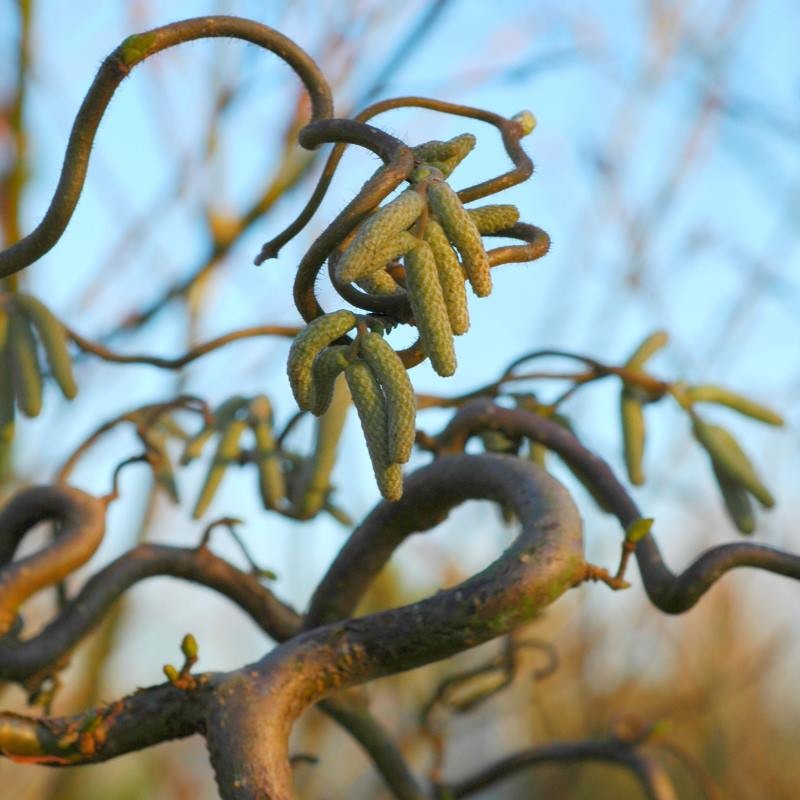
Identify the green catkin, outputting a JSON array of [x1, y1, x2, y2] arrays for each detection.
[[345, 358, 402, 501], [356, 269, 404, 297], [403, 241, 457, 377], [413, 133, 476, 177], [341, 231, 418, 283], [9, 310, 43, 418], [309, 345, 351, 416], [685, 385, 783, 427], [0, 309, 14, 453], [360, 332, 416, 463], [180, 395, 248, 465], [712, 462, 756, 535], [423, 219, 470, 336], [625, 330, 669, 369], [287, 310, 357, 411], [467, 204, 521, 234], [427, 180, 491, 297], [146, 429, 180, 503], [192, 418, 248, 519], [620, 389, 646, 485], [335, 192, 424, 284], [691, 419, 774, 508], [295, 376, 351, 517], [13, 293, 77, 400], [249, 395, 286, 511]]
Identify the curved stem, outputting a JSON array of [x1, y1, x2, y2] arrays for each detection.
[[0, 543, 300, 683], [258, 94, 533, 261], [286, 120, 415, 321], [435, 399, 800, 613], [0, 15, 333, 278], [0, 486, 106, 635], [442, 739, 678, 800], [68, 323, 300, 369], [205, 453, 585, 797]]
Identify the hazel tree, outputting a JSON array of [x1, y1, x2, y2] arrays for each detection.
[[0, 15, 797, 800]]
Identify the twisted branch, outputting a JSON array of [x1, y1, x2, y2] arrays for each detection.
[[0, 15, 333, 278], [440, 738, 678, 800], [205, 453, 586, 797], [0, 486, 106, 635], [433, 399, 800, 613]]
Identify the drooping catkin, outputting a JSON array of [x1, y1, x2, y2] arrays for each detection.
[[294, 375, 351, 517], [8, 311, 43, 418], [403, 241, 457, 377], [423, 219, 469, 336], [620, 389, 646, 486], [691, 419, 774, 508], [345, 358, 402, 501], [335, 192, 424, 284], [360, 332, 416, 464], [309, 345, 351, 416], [249, 395, 286, 511], [287, 310, 357, 411], [427, 180, 491, 298], [14, 293, 77, 400], [192, 418, 248, 519]]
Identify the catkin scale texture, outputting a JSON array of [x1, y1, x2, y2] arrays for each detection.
[[345, 358, 402, 501], [404, 241, 457, 377], [467, 204, 520, 234], [360, 332, 416, 464], [335, 192, 424, 284], [423, 219, 469, 336], [288, 310, 357, 411], [309, 346, 351, 416], [427, 180, 491, 298]]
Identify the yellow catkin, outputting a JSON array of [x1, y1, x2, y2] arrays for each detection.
[[360, 332, 416, 464], [295, 376, 351, 517], [685, 385, 783, 427], [625, 330, 669, 369], [249, 395, 286, 511], [287, 310, 357, 411], [13, 293, 77, 399], [335, 192, 424, 284], [466, 204, 520, 234], [192, 418, 248, 519], [356, 270, 404, 297], [145, 428, 180, 503], [309, 345, 351, 416], [427, 180, 491, 297], [345, 358, 402, 501], [180, 396, 248, 465], [620, 389, 646, 486], [413, 133, 476, 177], [423, 219, 469, 336], [8, 310, 43, 418], [404, 241, 457, 377], [711, 463, 755, 535], [0, 308, 15, 452], [692, 419, 774, 508]]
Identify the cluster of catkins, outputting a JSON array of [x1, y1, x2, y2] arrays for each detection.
[[181, 388, 351, 521], [287, 127, 532, 500], [1, 293, 77, 442]]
